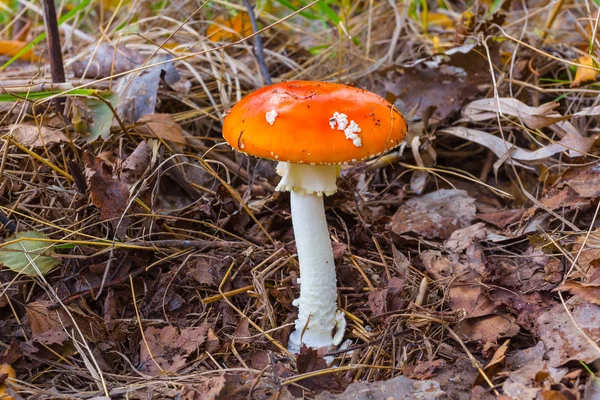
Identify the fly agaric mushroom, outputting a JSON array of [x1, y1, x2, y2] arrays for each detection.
[[222, 81, 407, 352]]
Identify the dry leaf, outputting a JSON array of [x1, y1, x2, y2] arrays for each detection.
[[120, 140, 152, 186], [71, 43, 141, 79], [0, 40, 39, 62], [7, 123, 68, 147], [136, 114, 186, 145], [138, 324, 209, 375], [457, 314, 519, 343], [503, 342, 567, 399], [180, 375, 226, 400], [557, 281, 600, 305], [440, 127, 592, 164], [207, 12, 252, 42], [26, 301, 106, 345], [571, 56, 599, 88], [315, 375, 445, 400], [536, 296, 600, 367], [0, 363, 16, 400], [462, 98, 565, 129], [386, 43, 499, 123], [388, 189, 476, 239], [84, 152, 129, 221], [426, 12, 455, 29], [474, 340, 509, 387]]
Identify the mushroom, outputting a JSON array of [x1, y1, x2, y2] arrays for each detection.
[[222, 81, 407, 352]]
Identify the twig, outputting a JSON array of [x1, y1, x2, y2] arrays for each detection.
[[125, 239, 248, 249], [242, 0, 272, 85], [40, 0, 66, 113], [0, 211, 16, 233]]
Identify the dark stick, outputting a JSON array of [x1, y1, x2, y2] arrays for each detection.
[[41, 0, 66, 113], [242, 0, 272, 85], [0, 211, 16, 234]]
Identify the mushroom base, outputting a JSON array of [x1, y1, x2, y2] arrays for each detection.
[[287, 190, 346, 353]]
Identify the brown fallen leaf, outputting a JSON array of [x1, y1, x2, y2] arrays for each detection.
[[536, 296, 600, 367], [26, 301, 106, 345], [571, 55, 599, 88], [386, 43, 498, 124], [136, 113, 187, 145], [138, 324, 209, 375], [315, 375, 445, 400], [388, 189, 476, 240], [6, 123, 68, 147], [557, 281, 600, 306], [367, 277, 404, 317], [474, 340, 509, 387], [503, 341, 567, 400], [84, 152, 129, 221], [180, 375, 226, 400], [120, 140, 152, 186], [456, 314, 519, 344], [462, 98, 566, 129], [296, 345, 342, 392], [477, 209, 524, 229], [401, 359, 446, 380], [449, 284, 495, 318]]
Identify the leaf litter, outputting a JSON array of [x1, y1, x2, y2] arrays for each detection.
[[2, 1, 600, 400]]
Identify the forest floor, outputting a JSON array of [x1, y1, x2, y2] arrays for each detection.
[[1, 1, 600, 399]]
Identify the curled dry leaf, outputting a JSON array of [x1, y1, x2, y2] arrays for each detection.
[[388, 189, 476, 240], [0, 363, 16, 400], [473, 340, 509, 387], [7, 123, 68, 147], [461, 98, 566, 129], [84, 152, 129, 221], [571, 56, 599, 88], [557, 281, 600, 306], [440, 127, 592, 165], [120, 140, 153, 186]]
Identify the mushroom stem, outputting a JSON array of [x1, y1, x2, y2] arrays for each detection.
[[288, 190, 346, 352]]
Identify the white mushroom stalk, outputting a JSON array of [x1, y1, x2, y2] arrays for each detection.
[[276, 162, 346, 352], [221, 80, 408, 354]]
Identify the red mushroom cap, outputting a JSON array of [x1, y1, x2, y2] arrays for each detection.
[[222, 80, 407, 164]]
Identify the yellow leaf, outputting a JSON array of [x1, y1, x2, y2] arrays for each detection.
[[101, 0, 130, 12], [207, 12, 253, 43], [572, 55, 599, 88], [0, 40, 39, 62], [0, 364, 16, 400], [427, 12, 454, 29]]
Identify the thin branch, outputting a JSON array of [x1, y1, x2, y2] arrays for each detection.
[[243, 0, 272, 85], [41, 0, 66, 113]]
